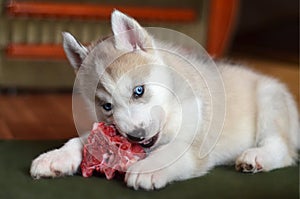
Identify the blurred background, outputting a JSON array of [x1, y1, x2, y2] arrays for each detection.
[[0, 0, 298, 140]]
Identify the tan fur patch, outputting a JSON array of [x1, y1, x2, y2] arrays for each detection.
[[106, 52, 152, 82]]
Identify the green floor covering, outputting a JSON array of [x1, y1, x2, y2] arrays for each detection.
[[0, 140, 298, 199]]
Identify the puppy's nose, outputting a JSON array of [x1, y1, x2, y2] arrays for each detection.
[[126, 128, 146, 142]]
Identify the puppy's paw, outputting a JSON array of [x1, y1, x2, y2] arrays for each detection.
[[125, 160, 169, 190], [30, 149, 82, 179], [235, 148, 264, 173]]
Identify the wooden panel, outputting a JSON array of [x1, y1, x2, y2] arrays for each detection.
[[7, 1, 196, 22], [206, 0, 239, 57], [6, 44, 66, 60]]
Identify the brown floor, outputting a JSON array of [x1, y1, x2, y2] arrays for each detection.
[[0, 56, 298, 140], [0, 94, 77, 140]]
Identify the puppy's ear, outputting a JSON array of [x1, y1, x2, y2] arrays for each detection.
[[62, 32, 88, 71], [111, 10, 153, 51]]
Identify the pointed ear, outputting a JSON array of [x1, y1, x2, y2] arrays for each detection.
[[62, 32, 88, 71], [111, 10, 153, 51]]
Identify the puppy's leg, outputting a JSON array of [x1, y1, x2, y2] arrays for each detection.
[[235, 137, 293, 172], [125, 142, 210, 190], [30, 137, 84, 179], [236, 80, 298, 173]]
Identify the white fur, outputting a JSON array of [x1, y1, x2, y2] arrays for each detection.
[[111, 10, 152, 51], [30, 138, 83, 179], [30, 10, 299, 190], [62, 32, 88, 70]]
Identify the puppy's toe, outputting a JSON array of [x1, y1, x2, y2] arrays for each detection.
[[235, 148, 263, 173], [136, 173, 154, 190], [125, 172, 139, 190], [151, 172, 168, 189], [125, 160, 168, 190], [30, 150, 59, 179], [30, 149, 81, 179]]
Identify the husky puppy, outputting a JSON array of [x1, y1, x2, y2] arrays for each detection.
[[30, 10, 299, 190]]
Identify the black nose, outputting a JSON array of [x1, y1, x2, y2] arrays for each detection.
[[126, 128, 146, 142]]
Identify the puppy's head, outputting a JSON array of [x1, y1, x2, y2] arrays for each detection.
[[63, 10, 173, 149]]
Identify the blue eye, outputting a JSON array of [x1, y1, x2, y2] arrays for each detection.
[[102, 103, 112, 111], [133, 85, 144, 98]]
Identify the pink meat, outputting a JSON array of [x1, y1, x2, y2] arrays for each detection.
[[80, 122, 146, 179]]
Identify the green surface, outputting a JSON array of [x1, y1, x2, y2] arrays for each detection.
[[0, 140, 298, 199]]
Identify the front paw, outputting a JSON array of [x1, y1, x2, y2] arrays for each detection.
[[235, 148, 264, 173], [30, 149, 82, 179], [125, 160, 169, 190]]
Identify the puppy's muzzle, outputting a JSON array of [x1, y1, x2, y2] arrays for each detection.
[[126, 128, 146, 142]]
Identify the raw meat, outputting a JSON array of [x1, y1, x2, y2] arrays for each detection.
[[80, 122, 146, 179]]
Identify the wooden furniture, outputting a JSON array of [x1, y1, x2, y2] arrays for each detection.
[[207, 0, 239, 57], [0, 0, 238, 89]]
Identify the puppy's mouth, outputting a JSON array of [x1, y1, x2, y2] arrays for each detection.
[[113, 124, 160, 148], [139, 132, 160, 148]]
